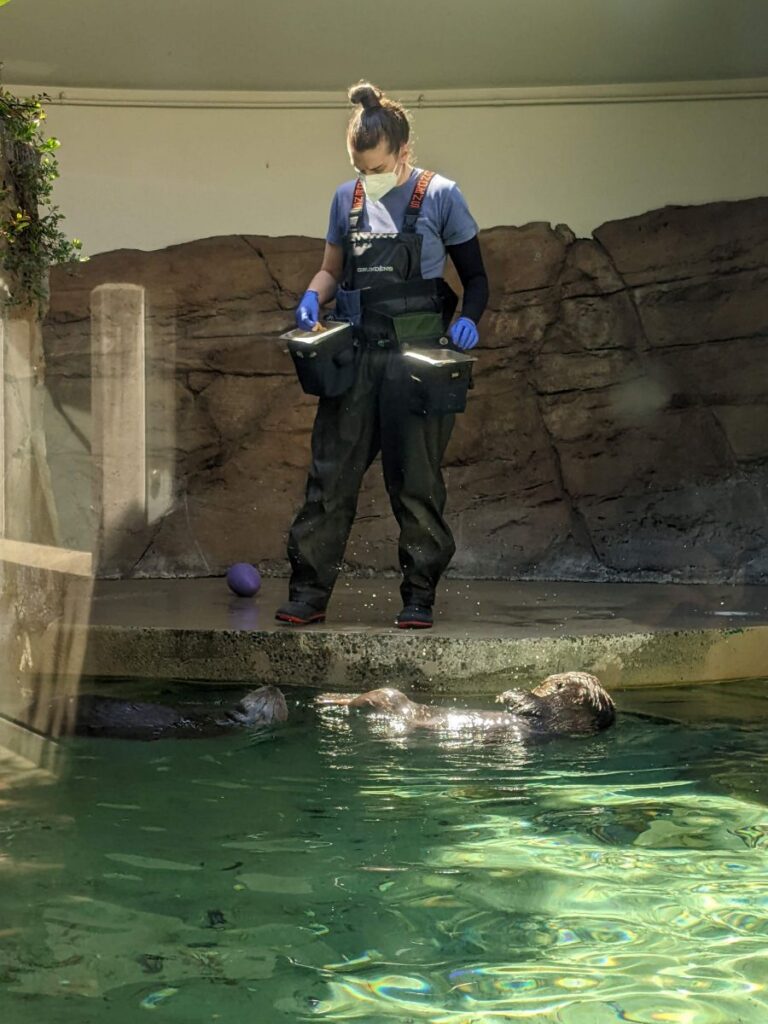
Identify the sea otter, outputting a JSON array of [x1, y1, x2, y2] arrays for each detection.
[[320, 672, 615, 738], [61, 685, 288, 740], [495, 672, 615, 735]]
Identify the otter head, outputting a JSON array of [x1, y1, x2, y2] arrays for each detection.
[[497, 672, 615, 734], [233, 686, 288, 727], [532, 672, 615, 733], [348, 688, 418, 718]]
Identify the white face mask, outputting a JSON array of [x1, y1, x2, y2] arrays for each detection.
[[360, 166, 400, 203]]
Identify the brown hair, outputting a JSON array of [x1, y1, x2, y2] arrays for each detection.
[[346, 81, 410, 155]]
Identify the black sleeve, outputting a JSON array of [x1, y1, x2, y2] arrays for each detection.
[[445, 235, 490, 325]]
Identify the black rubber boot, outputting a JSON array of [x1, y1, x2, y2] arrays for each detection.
[[395, 604, 433, 629], [275, 600, 326, 626]]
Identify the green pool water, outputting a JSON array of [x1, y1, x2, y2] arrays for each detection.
[[2, 684, 768, 1023]]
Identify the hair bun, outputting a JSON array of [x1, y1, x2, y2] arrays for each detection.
[[348, 81, 384, 110]]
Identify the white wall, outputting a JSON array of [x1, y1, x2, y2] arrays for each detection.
[[19, 84, 768, 254]]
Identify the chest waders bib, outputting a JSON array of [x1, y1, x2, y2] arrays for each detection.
[[335, 171, 457, 345], [286, 171, 459, 613]]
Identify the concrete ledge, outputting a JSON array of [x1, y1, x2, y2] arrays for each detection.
[[75, 578, 768, 693], [81, 620, 768, 693]]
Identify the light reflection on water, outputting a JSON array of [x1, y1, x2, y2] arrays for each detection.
[[1, 688, 768, 1023]]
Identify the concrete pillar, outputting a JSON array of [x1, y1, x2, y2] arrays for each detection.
[[145, 288, 177, 527], [91, 283, 147, 573], [1, 312, 60, 545]]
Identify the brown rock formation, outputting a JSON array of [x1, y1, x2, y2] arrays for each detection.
[[44, 197, 768, 583]]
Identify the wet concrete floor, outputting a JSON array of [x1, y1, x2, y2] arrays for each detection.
[[89, 576, 768, 635]]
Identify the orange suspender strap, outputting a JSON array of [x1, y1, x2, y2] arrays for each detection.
[[349, 178, 366, 230], [402, 170, 436, 232], [407, 170, 436, 212]]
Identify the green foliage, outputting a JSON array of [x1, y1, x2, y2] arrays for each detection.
[[0, 86, 86, 310]]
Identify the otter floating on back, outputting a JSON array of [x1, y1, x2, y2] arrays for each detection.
[[320, 672, 615, 739]]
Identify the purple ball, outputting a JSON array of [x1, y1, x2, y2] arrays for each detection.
[[226, 562, 261, 597]]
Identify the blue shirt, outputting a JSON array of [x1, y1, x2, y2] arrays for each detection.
[[326, 168, 479, 280]]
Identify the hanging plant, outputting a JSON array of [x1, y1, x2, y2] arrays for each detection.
[[0, 85, 86, 311]]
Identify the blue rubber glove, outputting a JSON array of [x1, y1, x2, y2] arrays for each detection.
[[296, 289, 320, 330], [449, 316, 479, 350]]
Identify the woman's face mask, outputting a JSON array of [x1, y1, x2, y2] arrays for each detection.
[[352, 144, 407, 203], [360, 166, 400, 203]]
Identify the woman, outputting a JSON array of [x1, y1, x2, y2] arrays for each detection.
[[276, 81, 489, 630]]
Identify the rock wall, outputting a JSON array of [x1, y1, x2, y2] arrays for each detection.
[[44, 197, 768, 583]]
